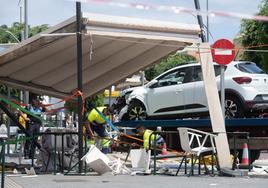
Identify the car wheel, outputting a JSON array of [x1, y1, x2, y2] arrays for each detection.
[[120, 113, 129, 121], [128, 101, 147, 121], [225, 95, 244, 118]]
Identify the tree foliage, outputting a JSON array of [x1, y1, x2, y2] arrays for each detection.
[[240, 0, 268, 72], [0, 23, 48, 99], [145, 53, 196, 81], [0, 22, 48, 43], [64, 94, 105, 113]]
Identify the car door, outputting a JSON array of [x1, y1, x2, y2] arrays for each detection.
[[192, 65, 208, 113], [146, 67, 193, 117], [193, 65, 222, 113], [181, 66, 201, 114]]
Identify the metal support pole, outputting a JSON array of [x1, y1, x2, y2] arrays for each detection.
[[61, 134, 64, 173], [194, 0, 206, 42], [1, 140, 5, 188], [24, 0, 28, 40], [220, 66, 225, 117], [108, 87, 112, 108], [108, 87, 112, 135], [20, 6, 23, 23], [7, 88, 11, 155], [184, 156, 187, 174], [23, 0, 29, 106], [191, 155, 194, 175], [84, 138, 87, 174], [212, 150, 214, 174], [31, 134, 34, 167], [232, 133, 237, 170], [140, 71, 145, 86], [54, 134, 57, 175], [76, 1, 83, 173], [148, 133, 157, 175], [247, 133, 251, 172], [153, 134, 157, 175]]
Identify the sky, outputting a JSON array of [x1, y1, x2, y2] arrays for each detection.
[[0, 0, 263, 43]]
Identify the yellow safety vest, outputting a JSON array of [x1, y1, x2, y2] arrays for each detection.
[[143, 129, 156, 149], [87, 107, 106, 124], [143, 129, 164, 149], [19, 114, 27, 128]]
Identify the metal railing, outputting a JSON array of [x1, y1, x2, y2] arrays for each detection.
[[147, 130, 251, 175], [34, 131, 79, 175]]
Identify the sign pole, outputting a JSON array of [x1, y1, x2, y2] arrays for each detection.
[[211, 39, 235, 118], [208, 39, 235, 169], [220, 65, 225, 118]]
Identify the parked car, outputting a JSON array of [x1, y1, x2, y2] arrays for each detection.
[[118, 61, 268, 120], [111, 87, 140, 120]]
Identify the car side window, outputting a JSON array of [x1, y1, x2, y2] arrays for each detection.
[[156, 68, 187, 87], [192, 65, 222, 80], [192, 66, 203, 82], [214, 65, 224, 76], [235, 62, 265, 74]]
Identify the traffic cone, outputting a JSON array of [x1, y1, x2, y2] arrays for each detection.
[[161, 143, 168, 160], [241, 143, 249, 165], [162, 143, 167, 155]]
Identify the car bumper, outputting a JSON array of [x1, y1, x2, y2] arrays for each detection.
[[245, 101, 268, 111], [252, 103, 268, 111], [118, 105, 128, 120]]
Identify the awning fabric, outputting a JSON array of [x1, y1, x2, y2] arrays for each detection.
[[0, 13, 200, 98]]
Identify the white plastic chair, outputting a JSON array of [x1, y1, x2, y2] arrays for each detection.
[[176, 127, 218, 176]]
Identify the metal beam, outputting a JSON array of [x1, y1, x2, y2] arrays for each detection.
[[76, 1, 83, 173], [114, 118, 268, 128]]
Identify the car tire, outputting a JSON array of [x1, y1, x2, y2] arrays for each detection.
[[128, 100, 147, 121], [225, 95, 244, 118], [120, 113, 129, 121]]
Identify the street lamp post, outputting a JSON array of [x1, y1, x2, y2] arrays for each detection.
[[24, 0, 28, 40], [23, 0, 29, 105]]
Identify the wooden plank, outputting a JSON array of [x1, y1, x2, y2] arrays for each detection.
[[199, 43, 232, 169]]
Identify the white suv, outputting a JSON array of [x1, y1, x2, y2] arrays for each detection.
[[121, 61, 268, 120]]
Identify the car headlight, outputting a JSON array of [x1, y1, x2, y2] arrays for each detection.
[[126, 97, 130, 105]]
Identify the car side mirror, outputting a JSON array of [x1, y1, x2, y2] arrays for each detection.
[[147, 80, 158, 88]]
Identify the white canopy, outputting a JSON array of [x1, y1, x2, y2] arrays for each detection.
[[0, 13, 200, 98]]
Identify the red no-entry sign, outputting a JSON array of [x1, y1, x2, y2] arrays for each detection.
[[211, 39, 235, 65]]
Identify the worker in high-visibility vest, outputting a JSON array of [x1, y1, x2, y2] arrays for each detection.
[[18, 110, 30, 129], [25, 98, 46, 159], [84, 106, 112, 154], [136, 125, 165, 153]]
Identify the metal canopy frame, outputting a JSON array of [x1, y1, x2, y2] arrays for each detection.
[[0, 13, 200, 99], [0, 7, 200, 173]]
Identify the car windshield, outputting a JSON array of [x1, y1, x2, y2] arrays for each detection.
[[235, 62, 265, 74]]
